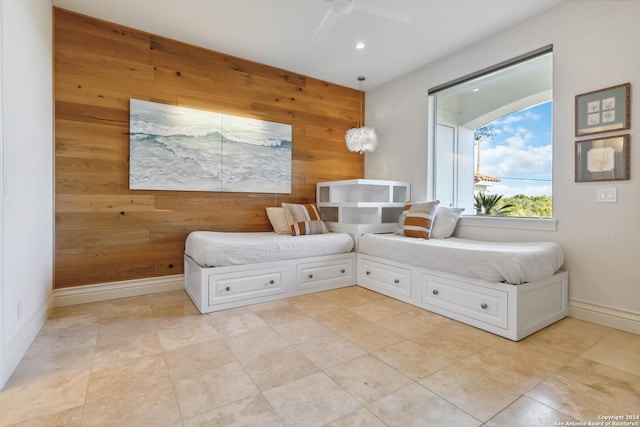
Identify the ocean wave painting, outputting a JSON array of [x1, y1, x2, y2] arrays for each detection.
[[129, 99, 292, 193]]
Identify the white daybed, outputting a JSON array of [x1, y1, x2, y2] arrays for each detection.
[[357, 234, 568, 341], [184, 231, 355, 313]]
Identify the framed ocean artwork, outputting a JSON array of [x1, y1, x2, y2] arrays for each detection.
[[129, 99, 292, 193]]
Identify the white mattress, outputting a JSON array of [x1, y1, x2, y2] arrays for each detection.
[[358, 234, 564, 284], [185, 231, 354, 267]]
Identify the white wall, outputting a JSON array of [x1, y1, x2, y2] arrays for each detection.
[[0, 0, 53, 389], [366, 0, 640, 331]]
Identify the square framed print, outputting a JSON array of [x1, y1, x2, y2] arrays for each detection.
[[575, 83, 630, 137], [575, 134, 630, 182]]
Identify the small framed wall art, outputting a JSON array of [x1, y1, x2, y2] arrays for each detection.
[[575, 83, 630, 137], [575, 134, 630, 182]]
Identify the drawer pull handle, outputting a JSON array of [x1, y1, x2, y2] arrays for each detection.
[[481, 303, 488, 309], [308, 274, 313, 279], [225, 286, 230, 292], [432, 290, 439, 295], [394, 279, 400, 284], [341, 269, 346, 274], [366, 271, 371, 275], [269, 280, 275, 285]]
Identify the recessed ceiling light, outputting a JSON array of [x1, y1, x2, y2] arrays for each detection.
[[472, 88, 480, 92], [356, 42, 365, 50]]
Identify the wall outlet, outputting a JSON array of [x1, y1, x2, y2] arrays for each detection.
[[17, 299, 23, 320]]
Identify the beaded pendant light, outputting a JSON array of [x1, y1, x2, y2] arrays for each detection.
[[345, 76, 377, 154]]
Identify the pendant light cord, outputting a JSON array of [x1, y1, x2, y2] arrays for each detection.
[[358, 76, 365, 127]]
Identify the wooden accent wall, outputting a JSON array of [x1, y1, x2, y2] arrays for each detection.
[[54, 8, 364, 288]]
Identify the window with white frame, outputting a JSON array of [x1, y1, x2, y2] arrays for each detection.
[[429, 47, 553, 218]]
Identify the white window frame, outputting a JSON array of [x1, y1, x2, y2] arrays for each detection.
[[428, 46, 555, 230]]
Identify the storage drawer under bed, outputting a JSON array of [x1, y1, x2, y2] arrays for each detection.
[[296, 257, 354, 291], [421, 274, 508, 329], [358, 256, 411, 298], [208, 266, 286, 305]]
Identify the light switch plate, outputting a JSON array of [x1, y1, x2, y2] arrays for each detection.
[[597, 188, 617, 203]]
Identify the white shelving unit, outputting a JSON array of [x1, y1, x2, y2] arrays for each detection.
[[316, 179, 410, 247]]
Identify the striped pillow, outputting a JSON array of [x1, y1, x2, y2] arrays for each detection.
[[403, 200, 439, 239], [281, 203, 328, 236], [395, 202, 413, 234]]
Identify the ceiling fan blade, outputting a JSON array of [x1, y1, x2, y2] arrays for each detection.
[[312, 9, 340, 40], [353, 2, 412, 24]]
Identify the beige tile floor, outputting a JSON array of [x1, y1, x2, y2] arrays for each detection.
[[1, 286, 639, 426]]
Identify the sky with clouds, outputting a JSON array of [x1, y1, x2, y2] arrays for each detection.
[[476, 101, 553, 197]]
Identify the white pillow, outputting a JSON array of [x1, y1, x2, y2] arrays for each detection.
[[431, 207, 465, 239], [266, 207, 291, 234]]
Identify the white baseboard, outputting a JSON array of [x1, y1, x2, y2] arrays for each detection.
[[569, 299, 640, 335], [2, 293, 55, 390], [54, 274, 184, 307]]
